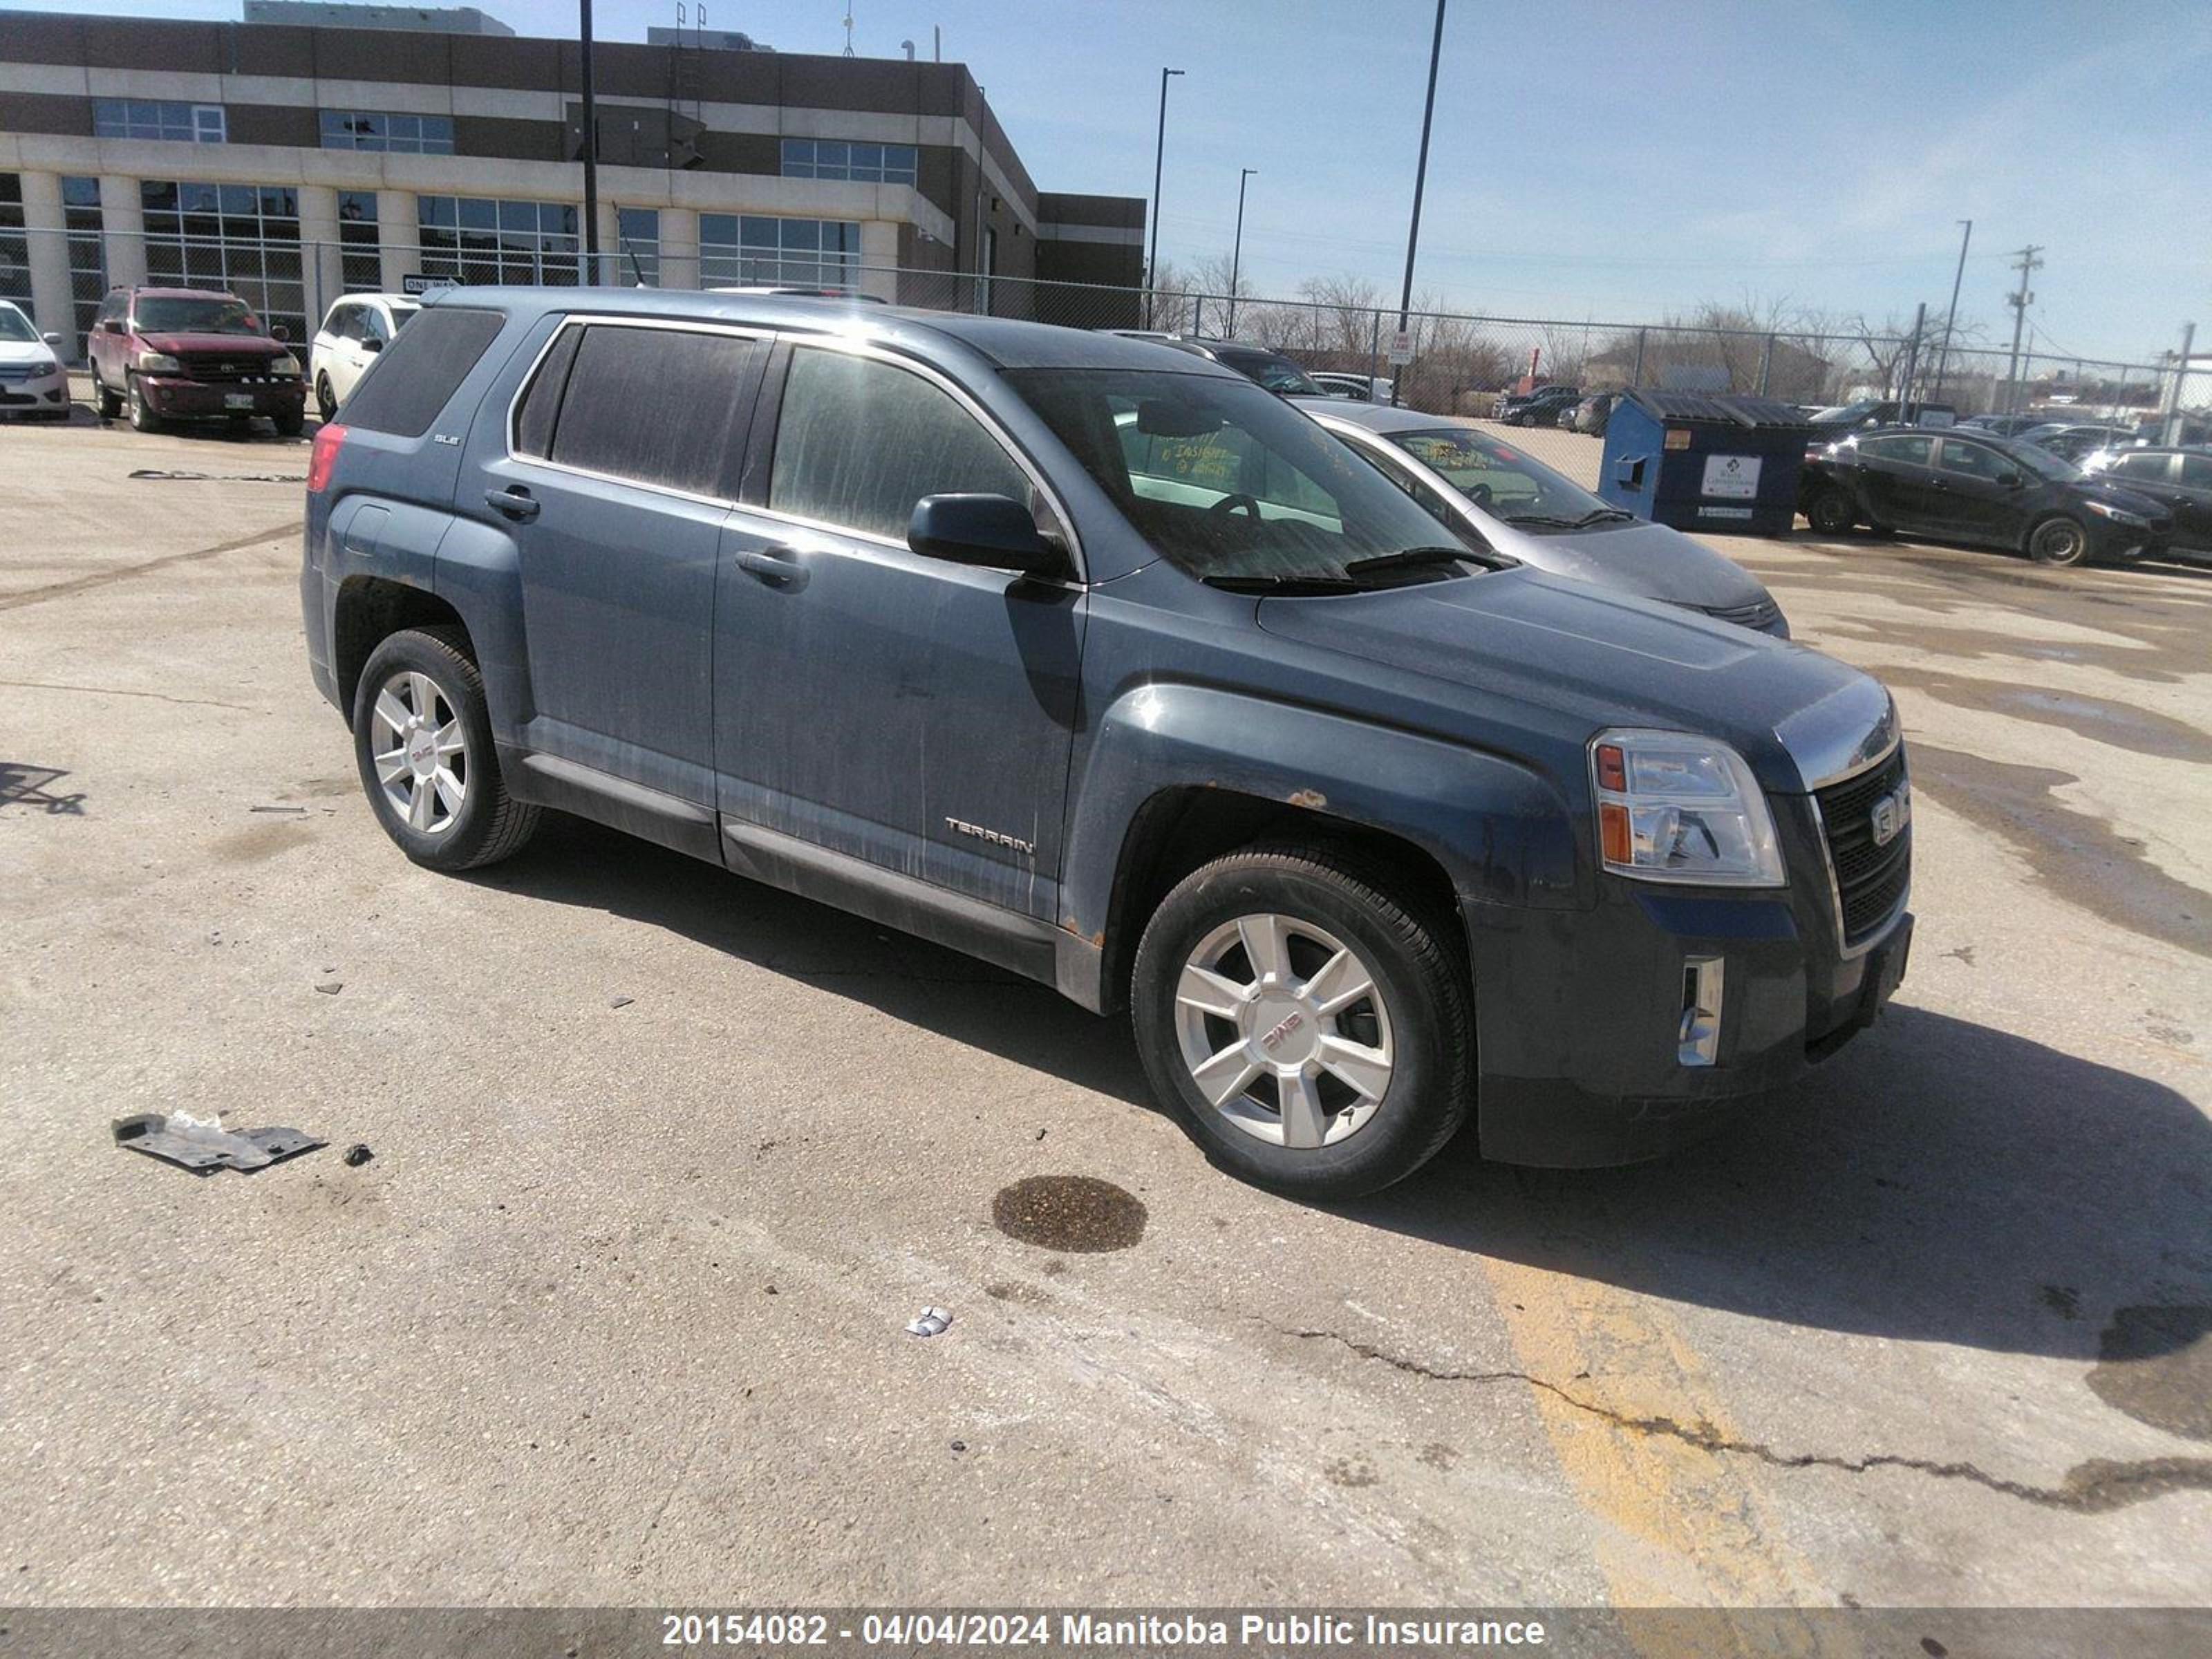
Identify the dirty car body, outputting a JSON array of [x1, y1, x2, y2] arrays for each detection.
[[301, 290, 1912, 1194]]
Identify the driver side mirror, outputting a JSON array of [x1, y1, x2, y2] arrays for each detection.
[[908, 494, 1069, 579], [100, 318, 124, 335], [270, 323, 290, 341], [41, 330, 62, 348], [359, 335, 382, 354], [1996, 470, 2023, 488]]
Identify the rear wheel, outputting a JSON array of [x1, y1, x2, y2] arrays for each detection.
[[351, 627, 540, 872], [315, 372, 337, 423], [2026, 514, 2090, 567], [1132, 845, 1473, 1198], [125, 374, 160, 431], [1805, 487, 1856, 536]]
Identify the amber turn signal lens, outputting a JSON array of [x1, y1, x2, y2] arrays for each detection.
[[1599, 800, 1631, 865]]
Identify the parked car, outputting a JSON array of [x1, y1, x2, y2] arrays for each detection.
[[87, 285, 306, 435], [1568, 391, 1616, 437], [1494, 384, 1582, 427], [310, 292, 420, 421], [0, 299, 70, 421], [1103, 330, 1325, 397], [2015, 422, 2141, 464], [1799, 427, 2171, 566], [1298, 399, 1788, 635], [1309, 371, 1392, 404], [2081, 446, 2212, 555], [1958, 412, 2054, 438], [304, 290, 1911, 1196], [2133, 414, 2211, 448], [1803, 399, 1957, 455]]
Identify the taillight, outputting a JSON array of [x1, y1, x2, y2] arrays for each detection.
[[306, 422, 348, 494]]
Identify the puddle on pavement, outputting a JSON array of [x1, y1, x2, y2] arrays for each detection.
[[992, 1174, 1147, 1253], [1879, 668, 2212, 765], [2087, 1306, 2212, 1439], [1907, 743, 2212, 957]]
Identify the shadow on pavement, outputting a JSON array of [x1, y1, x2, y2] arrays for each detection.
[[478, 816, 2210, 1362]]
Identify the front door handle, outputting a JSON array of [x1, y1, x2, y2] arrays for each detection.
[[485, 485, 538, 522], [736, 545, 804, 585]]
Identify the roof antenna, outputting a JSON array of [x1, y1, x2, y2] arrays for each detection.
[[843, 6, 856, 55]]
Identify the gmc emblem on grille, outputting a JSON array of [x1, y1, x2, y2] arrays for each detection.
[[1870, 782, 1911, 847]]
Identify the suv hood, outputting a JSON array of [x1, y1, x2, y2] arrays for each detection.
[[140, 332, 285, 356], [1255, 566, 1881, 794], [1479, 515, 1773, 613]]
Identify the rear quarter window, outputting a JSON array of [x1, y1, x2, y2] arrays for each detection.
[[339, 306, 506, 438]]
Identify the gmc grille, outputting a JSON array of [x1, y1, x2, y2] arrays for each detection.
[[1814, 746, 1911, 948]]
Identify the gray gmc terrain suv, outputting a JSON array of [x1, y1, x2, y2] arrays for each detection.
[[301, 290, 1913, 1197]]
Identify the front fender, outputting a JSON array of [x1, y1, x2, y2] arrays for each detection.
[[1061, 681, 1588, 943]]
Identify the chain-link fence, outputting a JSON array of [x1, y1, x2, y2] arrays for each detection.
[[4, 220, 2194, 431]]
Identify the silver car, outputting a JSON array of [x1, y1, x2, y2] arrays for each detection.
[[1295, 397, 1789, 636]]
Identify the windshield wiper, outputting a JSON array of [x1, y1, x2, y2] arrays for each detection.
[[1200, 572, 1361, 594], [1499, 512, 1586, 529], [1342, 546, 1477, 577], [1569, 507, 1636, 527]]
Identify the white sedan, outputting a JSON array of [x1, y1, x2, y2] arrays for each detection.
[[0, 299, 71, 421], [309, 292, 420, 420]]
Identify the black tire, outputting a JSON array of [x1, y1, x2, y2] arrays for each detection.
[[125, 373, 160, 431], [315, 372, 337, 423], [93, 366, 121, 419], [2026, 514, 2091, 568], [1805, 487, 1856, 536], [1131, 844, 1474, 1199], [351, 626, 540, 872], [1515, 413, 1535, 427], [274, 406, 304, 438]]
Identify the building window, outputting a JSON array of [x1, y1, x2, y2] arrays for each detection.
[[615, 207, 659, 286], [320, 111, 456, 156], [62, 176, 104, 355], [94, 100, 226, 143], [699, 215, 861, 290], [0, 174, 27, 315], [139, 179, 305, 344], [780, 139, 917, 186], [337, 189, 380, 292], [418, 196, 579, 286]]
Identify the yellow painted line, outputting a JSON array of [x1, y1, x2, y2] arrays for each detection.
[[1479, 1255, 1859, 1658]]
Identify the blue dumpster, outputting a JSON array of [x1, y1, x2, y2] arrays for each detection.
[[1597, 390, 1812, 537]]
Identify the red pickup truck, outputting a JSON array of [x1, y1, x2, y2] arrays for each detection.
[[87, 285, 307, 436]]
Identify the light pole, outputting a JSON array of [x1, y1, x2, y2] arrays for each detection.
[[1391, 0, 1447, 405], [1145, 67, 1183, 329], [579, 0, 600, 283], [1931, 218, 1970, 400], [1227, 167, 1256, 337]]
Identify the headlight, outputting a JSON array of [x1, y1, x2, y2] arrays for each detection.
[[29, 358, 59, 377], [2084, 500, 2147, 527], [137, 350, 182, 374], [272, 353, 303, 377], [1590, 729, 1785, 888]]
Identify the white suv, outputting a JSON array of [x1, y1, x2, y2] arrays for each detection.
[[0, 299, 70, 421], [309, 293, 420, 420]]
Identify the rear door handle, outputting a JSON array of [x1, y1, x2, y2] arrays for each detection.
[[485, 485, 538, 522], [736, 545, 804, 585]]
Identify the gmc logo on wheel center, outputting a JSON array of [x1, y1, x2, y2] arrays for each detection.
[[1261, 1011, 1303, 1051]]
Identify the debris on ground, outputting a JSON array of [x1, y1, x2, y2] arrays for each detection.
[[113, 1111, 325, 1174], [315, 981, 343, 995], [341, 1144, 373, 1168], [609, 995, 635, 1009], [249, 804, 309, 816], [904, 1306, 953, 1338]]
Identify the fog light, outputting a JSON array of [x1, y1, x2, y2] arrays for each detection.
[[1678, 955, 1724, 1067]]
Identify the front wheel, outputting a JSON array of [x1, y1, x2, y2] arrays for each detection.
[[2026, 515, 2091, 567], [126, 375, 160, 432], [351, 626, 540, 871], [274, 406, 304, 438], [1132, 845, 1474, 1198], [1805, 487, 1856, 536], [93, 366, 122, 419]]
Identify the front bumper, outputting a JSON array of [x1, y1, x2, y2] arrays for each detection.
[[138, 375, 306, 419], [0, 371, 68, 413], [1465, 797, 1911, 1166]]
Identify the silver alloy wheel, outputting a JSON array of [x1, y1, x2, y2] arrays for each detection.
[[369, 668, 467, 835], [1172, 912, 1396, 1150]]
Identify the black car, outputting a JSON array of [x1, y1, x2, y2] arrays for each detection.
[[1102, 330, 1323, 396], [1959, 412, 2054, 438], [2016, 422, 2141, 464], [2083, 447, 2212, 555], [1799, 426, 2172, 567], [1494, 384, 1581, 427], [1803, 398, 1958, 456]]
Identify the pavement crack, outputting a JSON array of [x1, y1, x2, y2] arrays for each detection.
[[0, 678, 260, 712], [1265, 1323, 2212, 1513], [0, 522, 299, 612]]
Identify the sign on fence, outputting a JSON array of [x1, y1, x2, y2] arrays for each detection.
[[400, 274, 458, 297], [1387, 329, 1414, 366]]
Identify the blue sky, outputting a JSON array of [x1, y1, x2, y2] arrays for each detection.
[[12, 0, 2208, 360]]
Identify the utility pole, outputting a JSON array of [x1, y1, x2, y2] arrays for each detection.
[[1390, 0, 1447, 406], [1144, 67, 1184, 330], [1227, 167, 1256, 338], [579, 0, 600, 283], [2000, 244, 2043, 416], [1898, 302, 1925, 407], [2160, 321, 2196, 446], [1932, 218, 1970, 400]]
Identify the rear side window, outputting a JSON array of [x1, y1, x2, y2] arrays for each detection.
[[2109, 452, 2168, 481], [769, 346, 1032, 542], [2178, 455, 2212, 490], [340, 306, 505, 438], [1859, 433, 1933, 466], [540, 324, 760, 498]]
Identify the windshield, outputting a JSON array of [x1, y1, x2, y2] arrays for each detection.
[[1212, 348, 1323, 397], [133, 297, 265, 336], [1007, 367, 1483, 586], [0, 306, 38, 344], [1382, 426, 1625, 531], [2005, 440, 2081, 482]]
